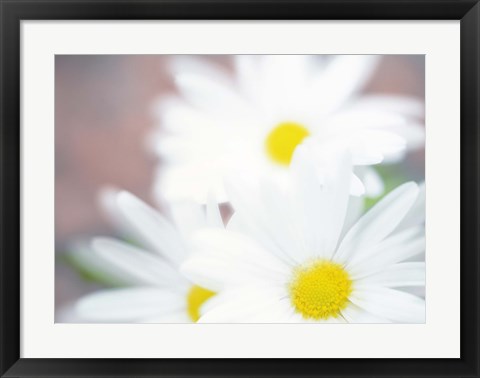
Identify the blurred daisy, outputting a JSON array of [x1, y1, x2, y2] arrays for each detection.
[[153, 55, 424, 203], [182, 147, 425, 323], [73, 191, 222, 323]]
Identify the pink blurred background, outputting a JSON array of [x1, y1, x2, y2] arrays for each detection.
[[55, 55, 425, 315]]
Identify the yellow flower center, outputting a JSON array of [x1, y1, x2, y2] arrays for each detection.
[[289, 260, 352, 320], [265, 122, 310, 165], [187, 285, 216, 322]]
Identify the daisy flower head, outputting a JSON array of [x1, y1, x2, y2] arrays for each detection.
[[152, 55, 425, 203], [72, 191, 223, 323], [182, 146, 426, 323]]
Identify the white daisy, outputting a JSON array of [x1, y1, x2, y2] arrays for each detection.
[[153, 55, 424, 203], [72, 191, 222, 323], [182, 147, 425, 323]]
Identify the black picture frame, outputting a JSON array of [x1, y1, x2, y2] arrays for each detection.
[[1, 1, 479, 377]]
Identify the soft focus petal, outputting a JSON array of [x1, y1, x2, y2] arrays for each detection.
[[335, 182, 419, 263], [290, 146, 352, 260], [308, 55, 380, 116], [350, 287, 425, 323], [355, 262, 425, 287], [75, 288, 185, 322], [91, 237, 187, 288], [183, 229, 289, 291]]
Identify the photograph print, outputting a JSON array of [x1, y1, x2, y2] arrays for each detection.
[[55, 54, 425, 324]]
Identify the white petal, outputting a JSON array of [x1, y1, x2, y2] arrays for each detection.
[[154, 98, 218, 136], [175, 72, 251, 119], [348, 148, 384, 166], [91, 238, 186, 289], [98, 187, 128, 232], [308, 133, 384, 166], [322, 107, 423, 159], [183, 229, 290, 291], [206, 194, 224, 228], [341, 303, 392, 323], [350, 173, 366, 196], [183, 257, 235, 292], [396, 182, 425, 230], [341, 95, 425, 151], [348, 231, 425, 277], [335, 182, 419, 263], [362, 167, 385, 197], [241, 299, 297, 323], [156, 163, 228, 204], [289, 145, 352, 260], [224, 174, 299, 266], [67, 242, 136, 286], [382, 122, 425, 153], [341, 195, 365, 238], [226, 212, 295, 267], [401, 286, 426, 298], [193, 229, 290, 276], [75, 288, 185, 322], [346, 224, 423, 269], [169, 202, 207, 238], [140, 311, 190, 323], [257, 178, 310, 264], [325, 108, 415, 131], [356, 262, 425, 287], [198, 286, 287, 323], [348, 130, 407, 162], [116, 192, 187, 266], [348, 95, 425, 119], [350, 287, 425, 323], [256, 55, 315, 114], [234, 55, 262, 103], [309, 55, 380, 116], [169, 56, 229, 84]]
